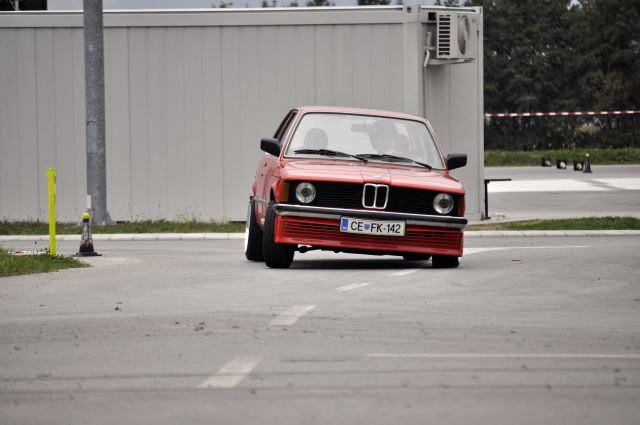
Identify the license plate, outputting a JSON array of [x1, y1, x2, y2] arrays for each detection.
[[339, 217, 405, 237]]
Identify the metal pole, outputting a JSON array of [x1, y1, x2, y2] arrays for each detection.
[[48, 168, 57, 256], [83, 0, 110, 225]]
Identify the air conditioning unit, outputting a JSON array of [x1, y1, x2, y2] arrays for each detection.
[[426, 11, 479, 65]]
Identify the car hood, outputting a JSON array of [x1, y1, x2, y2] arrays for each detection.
[[281, 159, 464, 194]]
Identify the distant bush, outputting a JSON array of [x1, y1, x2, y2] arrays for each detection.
[[485, 147, 640, 167], [484, 116, 640, 152]]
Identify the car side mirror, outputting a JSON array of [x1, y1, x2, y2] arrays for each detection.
[[261, 138, 281, 157], [447, 154, 467, 170]]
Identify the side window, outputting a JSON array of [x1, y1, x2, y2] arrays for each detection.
[[273, 110, 298, 141]]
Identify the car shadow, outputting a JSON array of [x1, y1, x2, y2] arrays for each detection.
[[290, 258, 430, 270]]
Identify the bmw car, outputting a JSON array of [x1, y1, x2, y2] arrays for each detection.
[[245, 106, 468, 269]]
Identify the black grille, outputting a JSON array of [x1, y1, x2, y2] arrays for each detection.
[[287, 181, 459, 216]]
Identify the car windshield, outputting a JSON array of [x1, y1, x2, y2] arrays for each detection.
[[284, 113, 445, 169]]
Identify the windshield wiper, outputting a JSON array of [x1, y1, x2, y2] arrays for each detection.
[[356, 153, 432, 170], [294, 148, 368, 163]]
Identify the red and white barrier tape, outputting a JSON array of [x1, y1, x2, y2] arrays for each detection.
[[485, 110, 640, 118]]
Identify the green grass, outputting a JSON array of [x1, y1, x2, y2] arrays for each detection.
[[0, 220, 245, 235], [467, 216, 640, 231], [485, 147, 640, 167], [0, 248, 89, 277]]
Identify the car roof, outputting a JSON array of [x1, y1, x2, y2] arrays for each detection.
[[295, 106, 427, 123]]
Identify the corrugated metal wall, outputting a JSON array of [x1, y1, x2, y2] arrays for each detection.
[[0, 7, 483, 222]]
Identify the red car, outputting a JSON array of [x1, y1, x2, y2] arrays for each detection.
[[245, 106, 467, 269]]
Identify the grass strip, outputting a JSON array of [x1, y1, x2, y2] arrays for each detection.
[[467, 216, 640, 231], [485, 147, 640, 167], [0, 248, 89, 277], [0, 220, 245, 235]]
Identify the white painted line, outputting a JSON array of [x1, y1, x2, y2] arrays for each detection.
[[464, 246, 587, 256], [198, 356, 262, 389], [464, 247, 510, 255], [269, 305, 316, 326], [594, 177, 640, 191], [367, 353, 640, 359], [488, 179, 608, 193], [335, 282, 372, 292], [391, 268, 420, 277]]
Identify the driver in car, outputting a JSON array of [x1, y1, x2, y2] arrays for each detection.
[[369, 120, 400, 155]]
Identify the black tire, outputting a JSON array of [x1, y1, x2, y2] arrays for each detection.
[[402, 254, 431, 262], [244, 197, 264, 261], [431, 255, 460, 268], [263, 201, 295, 268]]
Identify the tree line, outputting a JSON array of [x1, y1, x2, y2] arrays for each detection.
[[452, 0, 640, 150]]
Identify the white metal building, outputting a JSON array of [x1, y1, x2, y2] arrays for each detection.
[[0, 6, 484, 222]]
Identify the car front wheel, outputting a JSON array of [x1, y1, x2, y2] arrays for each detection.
[[431, 255, 460, 268], [263, 201, 295, 268], [244, 197, 264, 262]]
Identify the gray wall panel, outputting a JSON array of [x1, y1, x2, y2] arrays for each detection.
[[352, 25, 371, 107], [165, 27, 187, 219], [52, 28, 80, 220], [0, 8, 483, 222], [128, 28, 150, 219], [183, 28, 207, 220], [146, 27, 169, 219], [388, 25, 404, 113], [105, 28, 132, 220], [16, 29, 40, 220], [333, 25, 353, 107], [220, 26, 241, 219], [313, 25, 334, 106], [201, 27, 224, 220], [0, 30, 19, 219]]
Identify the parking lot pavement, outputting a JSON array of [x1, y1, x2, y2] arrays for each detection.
[[1, 237, 639, 425], [484, 164, 640, 219]]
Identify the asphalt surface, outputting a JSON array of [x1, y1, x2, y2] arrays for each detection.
[[1, 238, 639, 425], [484, 164, 640, 220]]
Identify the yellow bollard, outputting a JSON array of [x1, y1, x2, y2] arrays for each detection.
[[47, 168, 56, 256]]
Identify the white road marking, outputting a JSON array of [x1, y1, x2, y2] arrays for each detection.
[[594, 178, 640, 191], [464, 247, 510, 255], [464, 246, 587, 256], [488, 179, 608, 193], [391, 268, 421, 277], [198, 356, 262, 389], [335, 282, 372, 292], [269, 305, 316, 326], [367, 353, 640, 359]]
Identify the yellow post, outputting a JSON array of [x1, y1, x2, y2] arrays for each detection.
[[47, 168, 57, 256]]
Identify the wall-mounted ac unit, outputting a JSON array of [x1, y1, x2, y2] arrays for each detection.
[[426, 11, 479, 65]]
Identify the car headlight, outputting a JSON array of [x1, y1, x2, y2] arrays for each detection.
[[295, 182, 316, 204], [433, 193, 454, 215]]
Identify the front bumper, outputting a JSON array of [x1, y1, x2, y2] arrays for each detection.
[[273, 203, 466, 256]]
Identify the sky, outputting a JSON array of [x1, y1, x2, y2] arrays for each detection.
[[48, 0, 439, 10]]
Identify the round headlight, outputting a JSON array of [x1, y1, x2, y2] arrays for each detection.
[[295, 182, 316, 204], [433, 193, 454, 215]]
